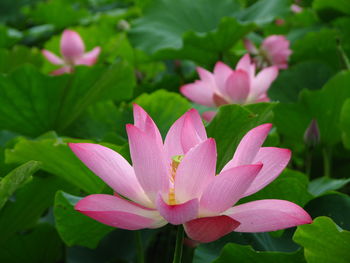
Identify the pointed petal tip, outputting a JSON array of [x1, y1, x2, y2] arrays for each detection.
[[41, 49, 64, 65], [202, 111, 216, 122], [75, 46, 101, 66], [185, 108, 202, 121], [132, 102, 140, 108], [284, 148, 292, 157], [196, 66, 206, 74], [63, 29, 76, 34], [125, 123, 135, 131], [93, 46, 101, 53], [68, 142, 83, 151], [214, 61, 229, 69], [206, 137, 216, 148], [187, 108, 199, 115], [67, 142, 77, 151], [179, 84, 188, 95], [252, 123, 273, 135], [242, 53, 251, 62], [260, 123, 273, 129], [74, 198, 85, 211]]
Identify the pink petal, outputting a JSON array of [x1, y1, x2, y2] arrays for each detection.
[[181, 112, 205, 153], [225, 70, 250, 103], [68, 143, 152, 207], [75, 194, 166, 230], [213, 93, 230, 106], [75, 46, 101, 66], [255, 94, 270, 102], [156, 194, 199, 225], [222, 123, 272, 171], [276, 63, 288, 70], [163, 108, 208, 163], [250, 66, 278, 100], [164, 109, 207, 159], [243, 147, 291, 197], [291, 4, 303, 14], [184, 215, 240, 243], [60, 30, 85, 61], [226, 199, 312, 232], [236, 54, 255, 79], [262, 36, 287, 51], [126, 124, 169, 202], [244, 39, 258, 54], [213, 61, 233, 96], [180, 81, 215, 107], [202, 111, 217, 122], [132, 104, 163, 147], [50, 66, 72, 76], [42, 50, 63, 65], [196, 67, 217, 92], [175, 139, 216, 203], [199, 164, 263, 216], [275, 19, 285, 26], [236, 54, 251, 72]]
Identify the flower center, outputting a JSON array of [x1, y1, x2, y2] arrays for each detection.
[[168, 155, 183, 205]]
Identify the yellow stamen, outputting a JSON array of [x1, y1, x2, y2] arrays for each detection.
[[168, 155, 184, 204], [168, 188, 176, 205]]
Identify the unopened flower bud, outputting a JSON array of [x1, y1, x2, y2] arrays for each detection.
[[117, 20, 130, 31], [304, 119, 320, 147]]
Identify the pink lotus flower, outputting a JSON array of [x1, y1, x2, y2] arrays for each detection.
[[245, 35, 292, 70], [42, 29, 101, 75], [69, 105, 311, 243], [181, 54, 278, 121]]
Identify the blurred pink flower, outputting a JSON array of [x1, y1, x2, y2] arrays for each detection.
[[245, 35, 292, 70], [181, 54, 278, 121], [291, 4, 303, 13], [275, 18, 286, 26], [42, 29, 101, 75], [69, 105, 311, 243]]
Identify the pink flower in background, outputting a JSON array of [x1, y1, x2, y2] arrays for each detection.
[[291, 4, 303, 13], [181, 54, 278, 121], [69, 105, 311, 243], [245, 35, 292, 70], [42, 29, 101, 75], [275, 18, 286, 26]]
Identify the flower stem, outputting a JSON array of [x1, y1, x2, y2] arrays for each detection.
[[336, 38, 350, 70], [305, 150, 312, 177], [172, 226, 184, 263], [135, 231, 145, 263], [322, 147, 332, 178]]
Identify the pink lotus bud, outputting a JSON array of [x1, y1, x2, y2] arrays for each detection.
[[42, 29, 101, 75], [117, 20, 131, 31], [304, 119, 320, 147], [60, 30, 85, 61]]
